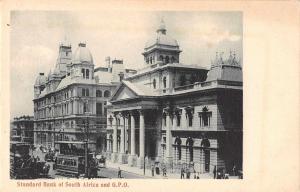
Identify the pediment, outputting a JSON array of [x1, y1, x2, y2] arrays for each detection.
[[110, 83, 138, 102]]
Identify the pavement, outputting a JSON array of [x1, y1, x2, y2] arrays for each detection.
[[105, 161, 214, 179]]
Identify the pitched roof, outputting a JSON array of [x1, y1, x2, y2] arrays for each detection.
[[110, 80, 158, 102], [55, 76, 96, 91], [122, 80, 158, 97]]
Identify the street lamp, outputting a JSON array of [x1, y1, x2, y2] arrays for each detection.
[[84, 111, 92, 178]]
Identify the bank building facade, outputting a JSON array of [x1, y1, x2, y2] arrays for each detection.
[[105, 20, 243, 174], [33, 41, 136, 153]]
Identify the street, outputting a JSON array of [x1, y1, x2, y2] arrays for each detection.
[[97, 167, 149, 179], [31, 147, 148, 179]]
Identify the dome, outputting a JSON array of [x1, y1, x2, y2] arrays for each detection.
[[34, 73, 47, 86], [145, 19, 179, 48], [145, 33, 179, 48], [72, 42, 93, 64]]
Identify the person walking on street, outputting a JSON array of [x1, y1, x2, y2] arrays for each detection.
[[186, 168, 190, 179], [162, 166, 166, 177], [117, 167, 122, 178], [151, 164, 155, 177], [232, 165, 236, 176], [180, 167, 185, 179], [213, 166, 217, 179]]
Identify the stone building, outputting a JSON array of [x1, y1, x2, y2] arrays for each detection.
[[11, 115, 34, 144], [105, 20, 243, 174], [33, 41, 136, 153]]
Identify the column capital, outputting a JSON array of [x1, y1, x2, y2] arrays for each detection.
[[137, 109, 144, 116], [163, 107, 172, 116], [184, 106, 194, 114], [121, 111, 129, 118], [129, 110, 136, 116], [113, 112, 121, 118]]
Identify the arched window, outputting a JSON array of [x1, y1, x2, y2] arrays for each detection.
[[163, 112, 167, 127], [86, 69, 89, 79], [109, 134, 113, 152], [190, 74, 197, 84], [165, 56, 170, 64], [163, 77, 167, 88], [104, 90, 111, 97], [153, 79, 156, 89], [83, 102, 88, 113], [176, 112, 181, 127], [201, 138, 210, 172], [180, 75, 186, 86], [198, 107, 212, 127], [171, 56, 175, 63], [96, 90, 102, 97], [81, 68, 85, 78], [186, 137, 194, 162], [117, 135, 120, 152], [159, 55, 164, 61], [175, 137, 182, 160]]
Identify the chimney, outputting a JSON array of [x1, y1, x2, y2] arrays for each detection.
[[119, 72, 125, 81]]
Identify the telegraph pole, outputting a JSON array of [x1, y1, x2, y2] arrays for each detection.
[[84, 111, 91, 178]]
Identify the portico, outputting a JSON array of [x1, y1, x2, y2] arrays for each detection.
[[108, 103, 161, 167]]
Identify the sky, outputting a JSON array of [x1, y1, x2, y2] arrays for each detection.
[[10, 11, 242, 118]]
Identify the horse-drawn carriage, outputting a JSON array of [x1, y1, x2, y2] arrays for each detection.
[[10, 142, 50, 179]]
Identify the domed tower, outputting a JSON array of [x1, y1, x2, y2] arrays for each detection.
[[70, 42, 94, 80], [142, 19, 182, 66], [34, 73, 47, 99]]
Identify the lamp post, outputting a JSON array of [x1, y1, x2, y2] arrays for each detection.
[[84, 111, 91, 178], [144, 156, 146, 175]]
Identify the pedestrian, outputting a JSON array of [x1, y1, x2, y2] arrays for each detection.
[[186, 169, 190, 179], [232, 165, 236, 176], [151, 164, 155, 177], [213, 166, 217, 179], [117, 167, 122, 178], [162, 166, 166, 177], [180, 167, 185, 179]]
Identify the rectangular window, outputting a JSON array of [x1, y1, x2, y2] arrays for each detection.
[[81, 69, 85, 78], [86, 89, 89, 97], [198, 112, 212, 127], [96, 103, 103, 115], [82, 88, 85, 97]]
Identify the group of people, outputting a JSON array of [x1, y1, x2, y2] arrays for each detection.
[[13, 153, 50, 179], [213, 166, 231, 179], [180, 167, 199, 179], [150, 164, 167, 177]]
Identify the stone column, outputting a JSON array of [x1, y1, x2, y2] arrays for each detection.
[[118, 113, 126, 164], [165, 108, 173, 168], [128, 111, 136, 166], [106, 134, 110, 152], [137, 110, 145, 168], [124, 117, 128, 153], [112, 114, 118, 163], [181, 108, 187, 129]]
